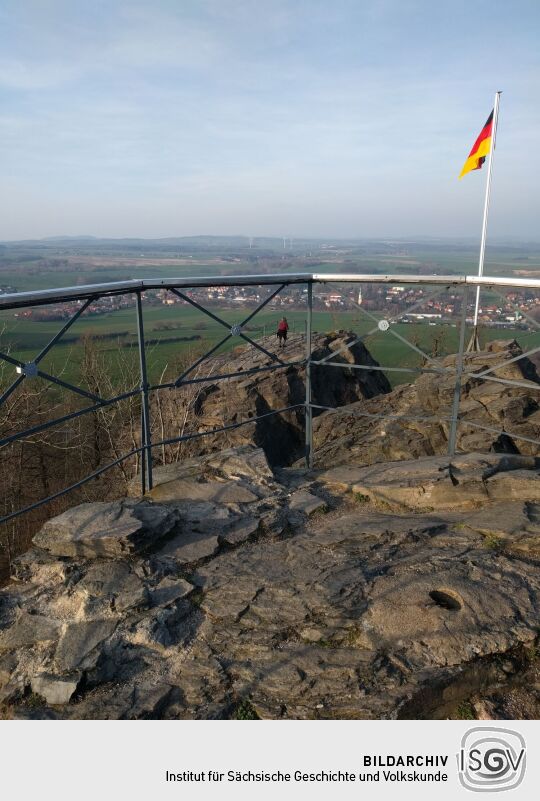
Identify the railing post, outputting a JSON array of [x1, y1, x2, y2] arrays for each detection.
[[305, 280, 313, 469], [136, 291, 153, 492], [140, 406, 146, 494], [448, 284, 469, 458]]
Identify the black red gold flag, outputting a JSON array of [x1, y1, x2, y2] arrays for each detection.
[[459, 111, 494, 178]]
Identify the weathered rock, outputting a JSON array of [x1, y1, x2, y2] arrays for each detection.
[[363, 559, 537, 669], [130, 602, 195, 650], [125, 683, 180, 719], [485, 470, 540, 502], [315, 453, 540, 512], [0, 653, 17, 688], [2, 448, 540, 720], [171, 500, 230, 526], [462, 502, 535, 538], [31, 673, 80, 705], [460, 502, 540, 561], [149, 332, 390, 467], [127, 445, 276, 498], [288, 489, 328, 517], [13, 707, 61, 720], [76, 562, 149, 613], [473, 699, 497, 720], [0, 612, 60, 651], [10, 550, 73, 585], [205, 446, 275, 482], [0, 678, 26, 704], [159, 530, 220, 565], [149, 478, 259, 504], [150, 577, 193, 608], [33, 500, 178, 559], [54, 620, 118, 671], [219, 517, 260, 546], [310, 340, 540, 469]]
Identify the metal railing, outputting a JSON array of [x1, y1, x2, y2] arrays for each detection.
[[0, 272, 539, 525]]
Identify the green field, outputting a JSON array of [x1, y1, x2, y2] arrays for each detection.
[[2, 251, 540, 294], [1, 301, 537, 391], [1, 237, 538, 391], [2, 237, 540, 295]]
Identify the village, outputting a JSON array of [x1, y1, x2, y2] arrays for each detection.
[[13, 280, 537, 330]]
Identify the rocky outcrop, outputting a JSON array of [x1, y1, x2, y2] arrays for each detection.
[[159, 331, 390, 466], [1, 446, 540, 720], [33, 500, 178, 559], [315, 453, 540, 512], [309, 340, 540, 468]]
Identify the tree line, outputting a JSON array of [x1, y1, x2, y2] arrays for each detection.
[[0, 335, 217, 583]]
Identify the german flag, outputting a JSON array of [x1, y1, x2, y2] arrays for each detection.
[[459, 110, 494, 178]]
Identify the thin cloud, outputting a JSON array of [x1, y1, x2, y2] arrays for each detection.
[[0, 0, 539, 238]]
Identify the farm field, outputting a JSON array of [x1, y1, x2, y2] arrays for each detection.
[[2, 237, 540, 295], [2, 252, 540, 293], [1, 237, 539, 390], [1, 301, 537, 390]]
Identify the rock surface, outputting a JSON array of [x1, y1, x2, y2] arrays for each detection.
[[31, 673, 80, 705], [33, 500, 178, 559], [1, 445, 540, 719], [154, 331, 390, 467], [316, 452, 540, 511], [309, 340, 540, 468]]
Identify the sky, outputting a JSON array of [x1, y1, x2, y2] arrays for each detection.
[[1, 0, 539, 241]]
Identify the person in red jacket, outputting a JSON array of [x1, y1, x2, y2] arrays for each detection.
[[276, 316, 289, 348]]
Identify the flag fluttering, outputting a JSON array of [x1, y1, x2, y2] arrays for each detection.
[[459, 110, 494, 178]]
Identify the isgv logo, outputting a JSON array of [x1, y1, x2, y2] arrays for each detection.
[[457, 727, 526, 792]]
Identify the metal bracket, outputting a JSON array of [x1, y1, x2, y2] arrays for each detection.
[[15, 362, 38, 377]]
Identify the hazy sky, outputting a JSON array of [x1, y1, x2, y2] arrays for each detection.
[[1, 0, 539, 240]]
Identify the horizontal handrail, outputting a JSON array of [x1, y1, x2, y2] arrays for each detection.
[[1, 273, 540, 311], [0, 272, 538, 529], [0, 403, 304, 524]]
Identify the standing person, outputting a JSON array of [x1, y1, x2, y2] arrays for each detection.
[[276, 316, 289, 348]]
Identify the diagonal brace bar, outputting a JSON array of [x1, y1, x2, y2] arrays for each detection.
[[316, 281, 452, 368], [239, 283, 286, 327], [465, 342, 540, 381], [0, 374, 26, 408], [0, 296, 97, 409], [0, 349, 103, 403], [0, 389, 140, 449], [34, 296, 96, 364], [489, 285, 540, 333], [174, 332, 233, 386], [169, 288, 236, 329], [170, 286, 286, 365]]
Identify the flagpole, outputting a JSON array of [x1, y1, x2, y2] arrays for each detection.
[[467, 90, 502, 351]]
